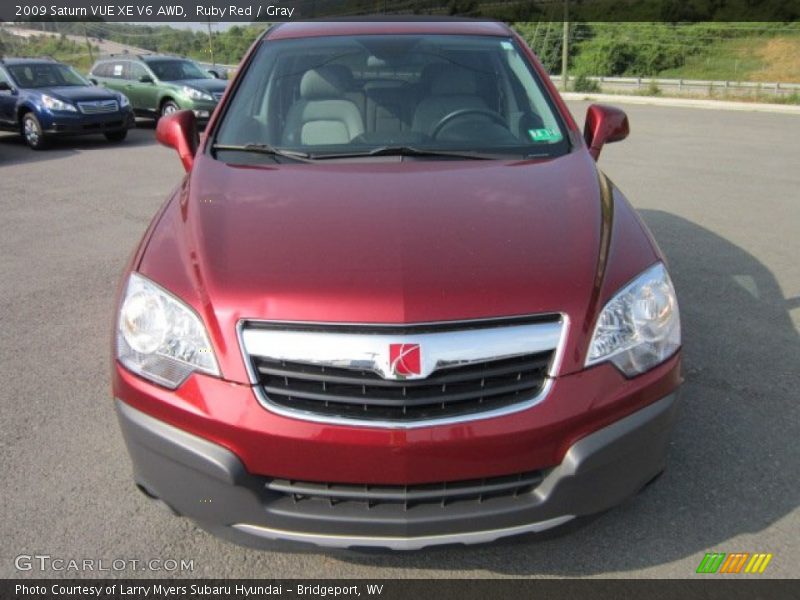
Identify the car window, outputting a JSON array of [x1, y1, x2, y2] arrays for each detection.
[[214, 34, 569, 159], [7, 63, 90, 88], [129, 62, 149, 81], [146, 60, 210, 81], [109, 62, 126, 79], [0, 68, 11, 87]]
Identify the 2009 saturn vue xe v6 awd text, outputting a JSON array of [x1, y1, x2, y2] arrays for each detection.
[[112, 20, 682, 550]]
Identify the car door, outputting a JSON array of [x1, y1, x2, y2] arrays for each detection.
[[99, 61, 128, 95], [0, 67, 18, 128], [125, 62, 159, 112]]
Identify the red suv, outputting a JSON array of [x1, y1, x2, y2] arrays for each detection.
[[113, 21, 681, 550]]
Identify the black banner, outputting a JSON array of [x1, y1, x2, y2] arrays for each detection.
[[2, 0, 799, 23], [3, 580, 800, 600]]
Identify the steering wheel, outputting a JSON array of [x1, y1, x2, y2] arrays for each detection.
[[430, 108, 507, 139]]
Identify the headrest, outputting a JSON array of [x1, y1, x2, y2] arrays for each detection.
[[430, 67, 478, 96], [300, 66, 353, 99]]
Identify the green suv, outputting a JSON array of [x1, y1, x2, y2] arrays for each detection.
[[89, 55, 227, 122]]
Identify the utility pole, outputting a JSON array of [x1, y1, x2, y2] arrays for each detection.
[[206, 18, 215, 67], [561, 0, 569, 91], [83, 23, 94, 64]]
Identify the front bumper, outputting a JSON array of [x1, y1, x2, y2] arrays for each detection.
[[116, 391, 679, 550], [41, 108, 135, 135], [178, 98, 218, 121]]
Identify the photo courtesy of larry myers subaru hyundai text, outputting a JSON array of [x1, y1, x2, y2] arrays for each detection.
[[112, 20, 682, 551]]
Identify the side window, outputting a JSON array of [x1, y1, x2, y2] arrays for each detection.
[[0, 68, 11, 87], [110, 62, 126, 79], [129, 62, 148, 82]]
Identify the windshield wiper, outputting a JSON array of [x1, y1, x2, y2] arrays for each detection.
[[212, 143, 313, 163], [310, 146, 508, 161]]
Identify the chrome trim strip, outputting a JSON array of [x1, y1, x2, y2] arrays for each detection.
[[233, 515, 574, 550], [236, 315, 568, 429], [241, 321, 563, 381]]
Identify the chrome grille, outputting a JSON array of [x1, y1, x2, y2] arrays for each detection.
[[240, 316, 563, 426], [212, 92, 224, 102], [77, 99, 119, 114]]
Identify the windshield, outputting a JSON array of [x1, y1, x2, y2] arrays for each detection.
[[213, 34, 569, 160], [7, 63, 90, 88], [148, 59, 211, 81]]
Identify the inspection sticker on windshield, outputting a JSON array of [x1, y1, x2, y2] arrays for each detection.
[[529, 128, 563, 143]]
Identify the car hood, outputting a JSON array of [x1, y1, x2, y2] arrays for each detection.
[[140, 149, 629, 382], [43, 85, 119, 102]]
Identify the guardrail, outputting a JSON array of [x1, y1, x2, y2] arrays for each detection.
[[551, 75, 800, 97]]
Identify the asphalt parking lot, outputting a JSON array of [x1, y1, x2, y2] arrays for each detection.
[[1, 102, 798, 578]]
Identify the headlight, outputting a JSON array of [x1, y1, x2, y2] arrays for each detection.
[[118, 94, 130, 108], [41, 95, 77, 112], [586, 262, 680, 377], [117, 273, 220, 388], [181, 86, 213, 101]]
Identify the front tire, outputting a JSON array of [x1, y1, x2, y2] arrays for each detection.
[[105, 129, 128, 143], [22, 113, 47, 150], [161, 100, 179, 118]]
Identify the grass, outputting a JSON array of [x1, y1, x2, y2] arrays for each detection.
[[659, 35, 800, 82], [0, 31, 97, 72]]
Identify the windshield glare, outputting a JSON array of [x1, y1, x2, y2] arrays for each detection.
[[214, 34, 569, 159], [8, 63, 89, 88], [148, 60, 210, 81]]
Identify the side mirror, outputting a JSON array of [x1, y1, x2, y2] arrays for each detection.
[[207, 69, 220, 79], [583, 104, 629, 161], [0, 81, 12, 92], [139, 74, 154, 84], [88, 78, 98, 86], [156, 110, 199, 172]]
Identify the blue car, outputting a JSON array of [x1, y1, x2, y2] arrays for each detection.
[[0, 57, 135, 149]]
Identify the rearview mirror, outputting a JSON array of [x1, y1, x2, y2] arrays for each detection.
[[156, 110, 199, 172], [583, 104, 630, 161], [139, 74, 154, 84]]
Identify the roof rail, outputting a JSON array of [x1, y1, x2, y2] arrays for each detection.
[[9, 55, 59, 62], [140, 52, 186, 59], [101, 51, 136, 58]]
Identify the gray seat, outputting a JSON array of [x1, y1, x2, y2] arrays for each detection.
[[412, 65, 489, 136], [282, 66, 364, 146]]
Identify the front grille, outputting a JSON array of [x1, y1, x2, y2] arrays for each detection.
[[266, 471, 544, 510], [253, 351, 552, 421], [212, 92, 224, 102], [77, 100, 119, 114]]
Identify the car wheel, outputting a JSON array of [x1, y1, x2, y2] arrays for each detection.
[[22, 113, 47, 150], [105, 130, 128, 143], [161, 100, 179, 117]]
